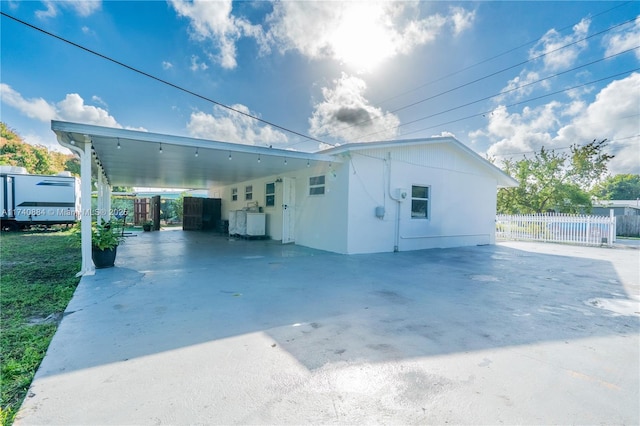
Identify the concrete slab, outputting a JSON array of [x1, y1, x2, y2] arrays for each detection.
[[16, 231, 640, 425]]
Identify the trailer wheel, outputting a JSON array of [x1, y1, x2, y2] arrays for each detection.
[[0, 220, 19, 232]]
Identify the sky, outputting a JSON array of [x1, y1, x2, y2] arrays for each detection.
[[1, 0, 639, 176]]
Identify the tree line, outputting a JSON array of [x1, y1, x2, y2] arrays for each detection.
[[496, 139, 640, 214], [0, 122, 80, 176]]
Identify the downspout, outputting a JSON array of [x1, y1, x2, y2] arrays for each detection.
[[387, 152, 401, 252]]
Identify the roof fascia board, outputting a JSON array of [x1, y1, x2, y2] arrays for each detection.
[[322, 137, 517, 187], [51, 121, 338, 163]]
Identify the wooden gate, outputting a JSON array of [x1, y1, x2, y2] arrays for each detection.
[[133, 198, 150, 225]]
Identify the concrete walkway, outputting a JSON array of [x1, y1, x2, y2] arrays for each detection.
[[16, 230, 640, 425]]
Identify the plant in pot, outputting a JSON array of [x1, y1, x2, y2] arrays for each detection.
[[142, 220, 153, 232], [91, 220, 124, 269]]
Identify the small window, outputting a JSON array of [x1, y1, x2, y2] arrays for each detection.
[[231, 188, 238, 201], [265, 182, 275, 207], [245, 185, 253, 201], [309, 175, 325, 196], [411, 185, 429, 219]]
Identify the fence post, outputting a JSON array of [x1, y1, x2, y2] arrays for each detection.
[[609, 209, 616, 246]]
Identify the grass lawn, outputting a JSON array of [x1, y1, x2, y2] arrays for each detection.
[[0, 229, 81, 425]]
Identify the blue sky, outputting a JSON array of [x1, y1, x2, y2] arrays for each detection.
[[1, 1, 639, 175]]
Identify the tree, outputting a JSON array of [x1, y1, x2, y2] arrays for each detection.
[[497, 139, 613, 214], [594, 174, 640, 200], [0, 122, 80, 175]]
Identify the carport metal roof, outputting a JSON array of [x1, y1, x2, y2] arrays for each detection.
[[52, 120, 337, 189]]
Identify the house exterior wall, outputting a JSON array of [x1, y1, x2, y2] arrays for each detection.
[[344, 144, 498, 254], [208, 162, 350, 253]]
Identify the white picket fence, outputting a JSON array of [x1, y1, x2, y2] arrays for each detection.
[[496, 213, 616, 247]]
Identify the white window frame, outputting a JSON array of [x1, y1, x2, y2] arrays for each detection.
[[411, 185, 430, 219], [245, 185, 253, 201], [309, 175, 325, 196], [265, 182, 275, 207], [231, 187, 238, 201]]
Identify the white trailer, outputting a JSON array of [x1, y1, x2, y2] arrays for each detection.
[[0, 166, 80, 231]]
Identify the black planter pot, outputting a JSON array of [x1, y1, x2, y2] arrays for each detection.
[[92, 246, 117, 269], [143, 224, 152, 232]]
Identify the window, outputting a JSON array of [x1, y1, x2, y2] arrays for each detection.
[[309, 175, 325, 195], [231, 187, 238, 201], [411, 185, 429, 219], [245, 185, 253, 201], [265, 182, 275, 207]]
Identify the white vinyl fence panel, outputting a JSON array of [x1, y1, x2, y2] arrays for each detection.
[[496, 213, 616, 247]]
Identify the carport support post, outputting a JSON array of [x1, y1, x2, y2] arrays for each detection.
[[97, 172, 111, 224], [79, 138, 95, 276]]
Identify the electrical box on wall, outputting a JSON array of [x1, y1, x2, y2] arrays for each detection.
[[395, 188, 409, 201], [375, 206, 385, 218]]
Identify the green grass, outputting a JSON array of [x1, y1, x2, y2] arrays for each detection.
[[0, 229, 81, 425]]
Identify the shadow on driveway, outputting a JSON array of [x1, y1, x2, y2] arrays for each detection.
[[17, 231, 640, 424]]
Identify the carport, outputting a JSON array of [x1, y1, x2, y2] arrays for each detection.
[[52, 120, 336, 276]]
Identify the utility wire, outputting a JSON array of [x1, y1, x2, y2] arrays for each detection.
[[373, 47, 639, 135], [359, 68, 639, 141], [376, 1, 633, 106], [337, 16, 638, 138], [490, 134, 639, 157], [0, 11, 325, 147]]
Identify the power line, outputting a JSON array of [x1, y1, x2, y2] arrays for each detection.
[[490, 134, 640, 157], [375, 1, 633, 107], [0, 11, 326, 147], [338, 15, 638, 138], [384, 68, 640, 140], [373, 47, 639, 135]]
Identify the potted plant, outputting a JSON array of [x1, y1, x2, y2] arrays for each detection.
[[142, 220, 153, 232], [91, 220, 123, 268]]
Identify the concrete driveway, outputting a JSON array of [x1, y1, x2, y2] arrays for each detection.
[[16, 230, 640, 425]]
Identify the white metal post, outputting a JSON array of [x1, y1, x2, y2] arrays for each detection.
[[79, 139, 95, 276], [610, 209, 616, 246]]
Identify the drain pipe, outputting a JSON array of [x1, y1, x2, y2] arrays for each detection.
[[387, 152, 401, 252]]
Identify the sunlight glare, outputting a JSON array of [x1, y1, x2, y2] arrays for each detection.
[[330, 4, 396, 73]]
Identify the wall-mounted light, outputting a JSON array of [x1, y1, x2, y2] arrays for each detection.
[[228, 152, 232, 160], [195, 148, 199, 158], [284, 158, 288, 165], [117, 138, 121, 150], [307, 160, 310, 167], [159, 143, 163, 154], [258, 154, 261, 163]]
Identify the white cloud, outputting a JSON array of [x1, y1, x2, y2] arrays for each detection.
[[1, 84, 57, 122], [309, 74, 400, 143], [91, 95, 107, 108], [432, 131, 456, 138], [265, 2, 470, 72], [36, 0, 101, 19], [169, 0, 264, 70], [0, 83, 122, 128], [162, 61, 174, 70], [497, 70, 548, 102], [479, 73, 640, 175], [450, 6, 475, 36], [186, 104, 288, 146], [529, 18, 590, 71], [603, 15, 640, 60], [189, 55, 208, 72], [56, 94, 120, 127]]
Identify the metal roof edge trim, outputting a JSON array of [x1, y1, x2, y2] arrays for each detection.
[[51, 121, 338, 163]]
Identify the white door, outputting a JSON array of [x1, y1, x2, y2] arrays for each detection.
[[282, 177, 295, 244]]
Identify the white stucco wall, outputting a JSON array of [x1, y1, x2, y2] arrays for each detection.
[[208, 142, 502, 255], [345, 144, 499, 254], [208, 162, 350, 253]]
